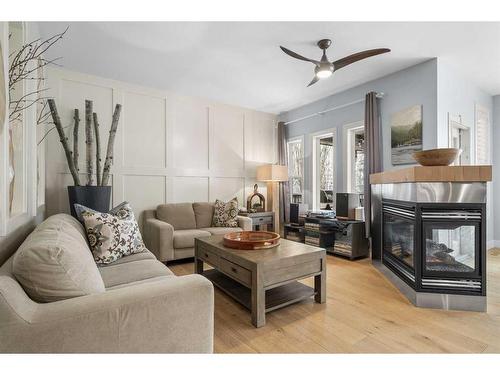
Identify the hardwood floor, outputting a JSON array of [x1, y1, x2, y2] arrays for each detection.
[[169, 249, 500, 353]]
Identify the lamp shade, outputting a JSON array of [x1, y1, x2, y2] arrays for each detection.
[[256, 164, 288, 182]]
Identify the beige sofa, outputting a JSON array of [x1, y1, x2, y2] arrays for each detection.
[[0, 214, 214, 353], [143, 202, 252, 262]]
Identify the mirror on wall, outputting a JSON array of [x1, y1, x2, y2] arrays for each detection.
[[448, 113, 470, 166]]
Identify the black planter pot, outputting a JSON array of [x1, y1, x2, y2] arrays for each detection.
[[68, 186, 112, 218]]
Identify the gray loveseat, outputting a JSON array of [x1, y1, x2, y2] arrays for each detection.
[[143, 202, 252, 262], [0, 214, 214, 353]]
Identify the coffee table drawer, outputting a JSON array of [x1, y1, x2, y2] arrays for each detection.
[[264, 258, 322, 287], [220, 258, 251, 287], [197, 245, 219, 267]]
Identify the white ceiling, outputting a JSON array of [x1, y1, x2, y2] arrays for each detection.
[[37, 22, 500, 114]]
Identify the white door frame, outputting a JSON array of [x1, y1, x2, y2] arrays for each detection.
[[448, 114, 471, 166]]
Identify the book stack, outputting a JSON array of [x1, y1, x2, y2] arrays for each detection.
[[304, 222, 320, 231], [304, 222, 321, 246], [333, 241, 352, 256], [305, 231, 320, 246]]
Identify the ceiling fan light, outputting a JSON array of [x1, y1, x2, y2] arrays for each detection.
[[316, 69, 332, 78]]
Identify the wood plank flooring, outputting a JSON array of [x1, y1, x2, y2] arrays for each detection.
[[169, 249, 500, 353]]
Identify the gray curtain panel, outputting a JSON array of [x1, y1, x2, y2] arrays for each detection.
[[364, 92, 382, 238], [277, 121, 290, 224]]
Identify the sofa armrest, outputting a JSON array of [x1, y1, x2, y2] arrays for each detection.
[[144, 218, 174, 262], [237, 215, 253, 231], [0, 275, 214, 353]]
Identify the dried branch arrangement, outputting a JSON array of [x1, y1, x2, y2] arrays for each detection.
[[8, 27, 67, 126], [47, 99, 122, 186]]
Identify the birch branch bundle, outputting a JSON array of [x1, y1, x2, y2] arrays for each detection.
[[47, 99, 81, 186], [85, 100, 94, 186], [101, 104, 122, 186], [93, 112, 102, 186], [48, 99, 121, 187]]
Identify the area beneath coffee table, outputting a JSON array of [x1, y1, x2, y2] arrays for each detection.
[[202, 269, 316, 313]]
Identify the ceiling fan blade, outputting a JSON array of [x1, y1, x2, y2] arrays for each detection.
[[280, 46, 320, 66], [307, 76, 320, 87], [333, 48, 390, 71]]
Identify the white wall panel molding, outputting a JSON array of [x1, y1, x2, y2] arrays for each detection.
[[209, 177, 245, 204], [122, 174, 166, 227], [0, 22, 45, 237], [122, 91, 167, 169], [172, 176, 209, 203], [45, 67, 277, 218]]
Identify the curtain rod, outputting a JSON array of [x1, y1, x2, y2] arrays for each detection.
[[284, 92, 385, 126]]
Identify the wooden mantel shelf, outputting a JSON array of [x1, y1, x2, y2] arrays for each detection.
[[370, 165, 492, 184]]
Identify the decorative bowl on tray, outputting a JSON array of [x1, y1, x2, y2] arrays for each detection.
[[223, 231, 280, 250], [412, 148, 461, 166]]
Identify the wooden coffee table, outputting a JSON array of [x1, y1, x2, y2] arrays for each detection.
[[195, 235, 326, 328]]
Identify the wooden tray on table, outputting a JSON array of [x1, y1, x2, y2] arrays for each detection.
[[223, 231, 280, 250]]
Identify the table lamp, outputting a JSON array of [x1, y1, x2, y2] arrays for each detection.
[[256, 164, 288, 234]]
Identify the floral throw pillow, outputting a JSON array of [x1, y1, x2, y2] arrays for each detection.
[[212, 198, 239, 227], [77, 202, 146, 264]]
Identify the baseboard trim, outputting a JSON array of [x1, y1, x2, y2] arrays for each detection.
[[487, 240, 500, 250]]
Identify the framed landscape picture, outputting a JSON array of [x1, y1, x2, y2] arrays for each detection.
[[391, 105, 423, 165]]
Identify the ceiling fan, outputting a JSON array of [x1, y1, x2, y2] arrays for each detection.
[[280, 39, 390, 87]]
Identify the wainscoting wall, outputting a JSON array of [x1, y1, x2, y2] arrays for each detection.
[[0, 22, 46, 263], [44, 68, 277, 227]]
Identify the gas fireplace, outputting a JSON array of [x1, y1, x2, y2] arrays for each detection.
[[382, 200, 485, 296]]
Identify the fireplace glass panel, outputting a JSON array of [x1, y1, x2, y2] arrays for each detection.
[[383, 214, 414, 269], [424, 224, 476, 273]]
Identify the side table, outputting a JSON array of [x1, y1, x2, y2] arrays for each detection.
[[239, 211, 274, 232]]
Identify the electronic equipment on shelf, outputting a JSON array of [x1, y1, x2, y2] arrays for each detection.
[[306, 210, 336, 219], [290, 203, 308, 224], [336, 193, 361, 220]]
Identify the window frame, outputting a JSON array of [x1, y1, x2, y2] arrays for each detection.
[[343, 121, 364, 194], [474, 103, 491, 165], [311, 128, 336, 211], [286, 135, 304, 204]]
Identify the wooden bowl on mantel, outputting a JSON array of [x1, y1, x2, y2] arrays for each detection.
[[223, 231, 280, 250], [413, 148, 462, 166]]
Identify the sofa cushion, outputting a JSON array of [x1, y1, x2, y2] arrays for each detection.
[[97, 249, 156, 267], [36, 212, 88, 242], [74, 200, 134, 223], [193, 202, 215, 229], [200, 227, 243, 235], [212, 198, 239, 227], [79, 202, 146, 264], [173, 229, 211, 249], [98, 259, 174, 288], [173, 247, 195, 260], [157, 203, 196, 230], [105, 275, 174, 290], [12, 214, 105, 303]]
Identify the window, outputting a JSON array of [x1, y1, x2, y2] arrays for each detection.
[[475, 104, 490, 165], [312, 130, 336, 210], [345, 122, 365, 194], [287, 137, 304, 204]]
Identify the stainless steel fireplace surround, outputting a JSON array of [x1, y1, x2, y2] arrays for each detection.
[[371, 182, 487, 312]]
